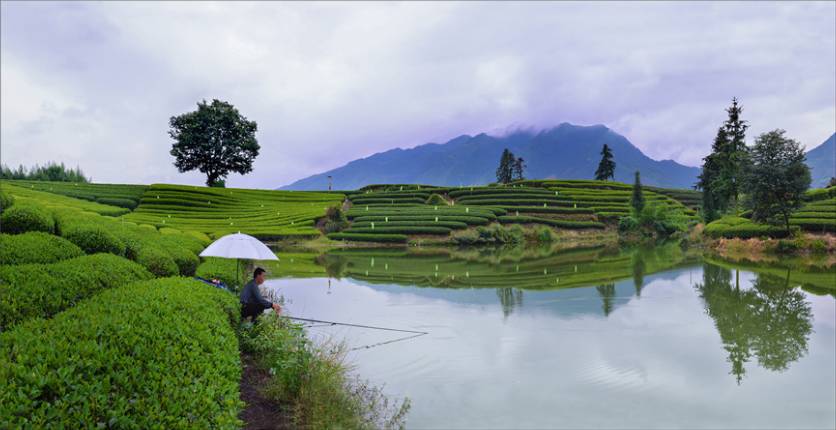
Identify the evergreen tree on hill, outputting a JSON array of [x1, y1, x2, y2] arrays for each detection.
[[594, 144, 616, 181]]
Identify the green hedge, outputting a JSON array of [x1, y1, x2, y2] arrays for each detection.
[[0, 277, 242, 428], [497, 215, 605, 229], [135, 246, 180, 277], [0, 190, 13, 212], [351, 215, 491, 225], [327, 233, 408, 243], [704, 217, 794, 239], [790, 218, 836, 233], [0, 232, 84, 265], [351, 220, 468, 229], [0, 254, 153, 330], [0, 205, 54, 234], [96, 197, 138, 209], [498, 206, 594, 214], [344, 226, 452, 235], [349, 197, 426, 205], [62, 224, 127, 255]]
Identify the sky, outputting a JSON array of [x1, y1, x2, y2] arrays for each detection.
[[2, 1, 834, 188]]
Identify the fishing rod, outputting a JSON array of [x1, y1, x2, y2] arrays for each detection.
[[284, 316, 428, 335]]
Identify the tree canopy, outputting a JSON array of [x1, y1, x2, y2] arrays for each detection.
[[169, 99, 260, 187], [697, 98, 750, 219], [744, 129, 811, 232], [631, 171, 645, 214], [594, 144, 615, 181], [495, 149, 525, 184]]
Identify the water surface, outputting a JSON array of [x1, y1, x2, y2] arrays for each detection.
[[266, 246, 836, 429]]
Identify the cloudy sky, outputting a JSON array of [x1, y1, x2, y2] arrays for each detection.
[[2, 1, 834, 188]]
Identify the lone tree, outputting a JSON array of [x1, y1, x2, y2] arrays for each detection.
[[594, 144, 616, 181], [744, 130, 811, 233], [496, 148, 523, 184], [697, 127, 731, 222], [169, 99, 260, 187], [631, 171, 645, 214]]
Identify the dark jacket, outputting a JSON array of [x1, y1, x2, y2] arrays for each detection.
[[240, 280, 272, 308]]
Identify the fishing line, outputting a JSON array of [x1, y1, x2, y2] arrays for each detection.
[[285, 316, 429, 335]]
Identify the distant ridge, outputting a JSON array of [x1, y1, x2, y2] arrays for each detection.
[[280, 123, 702, 190], [806, 133, 835, 188]]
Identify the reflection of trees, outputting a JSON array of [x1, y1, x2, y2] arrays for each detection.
[[596, 284, 616, 317], [632, 252, 646, 298], [497, 288, 523, 318], [695, 264, 813, 385]]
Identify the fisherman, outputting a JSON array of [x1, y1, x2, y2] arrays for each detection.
[[240, 267, 281, 322]]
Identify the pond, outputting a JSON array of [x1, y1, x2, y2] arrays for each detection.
[[264, 244, 836, 429]]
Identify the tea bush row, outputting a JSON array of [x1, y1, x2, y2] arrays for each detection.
[[0, 232, 84, 265]]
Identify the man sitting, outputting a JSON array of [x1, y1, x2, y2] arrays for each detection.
[[240, 267, 281, 322]]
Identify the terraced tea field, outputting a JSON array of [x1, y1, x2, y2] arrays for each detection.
[[6, 180, 147, 209], [121, 184, 344, 239], [332, 180, 697, 243], [790, 186, 836, 233]]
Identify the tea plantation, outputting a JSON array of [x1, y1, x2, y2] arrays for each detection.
[[330, 180, 698, 243]]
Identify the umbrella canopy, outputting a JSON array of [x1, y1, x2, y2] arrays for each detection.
[[199, 233, 278, 261]]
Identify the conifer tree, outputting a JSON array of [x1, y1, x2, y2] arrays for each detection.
[[495, 149, 515, 184], [512, 157, 526, 181], [631, 171, 645, 214], [594, 144, 616, 181]]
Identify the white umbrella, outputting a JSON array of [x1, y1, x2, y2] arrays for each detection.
[[199, 232, 278, 286]]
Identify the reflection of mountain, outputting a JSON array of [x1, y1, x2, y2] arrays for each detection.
[[695, 263, 813, 385], [323, 243, 701, 319], [323, 243, 698, 291]]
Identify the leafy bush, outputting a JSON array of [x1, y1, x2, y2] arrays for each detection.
[[318, 206, 349, 234], [452, 224, 524, 245], [327, 233, 408, 243], [704, 216, 794, 239], [536, 226, 558, 242], [789, 218, 836, 233], [618, 216, 640, 232], [62, 224, 126, 255], [0, 189, 13, 212], [135, 246, 179, 277], [0, 278, 242, 428], [0, 253, 153, 330], [425, 193, 448, 205], [0, 232, 84, 265], [0, 205, 54, 234]]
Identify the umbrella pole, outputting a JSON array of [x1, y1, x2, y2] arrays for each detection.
[[236, 259, 239, 288]]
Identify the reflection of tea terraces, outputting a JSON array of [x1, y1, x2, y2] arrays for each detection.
[[326, 244, 697, 291]]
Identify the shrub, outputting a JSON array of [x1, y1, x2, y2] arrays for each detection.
[[327, 233, 408, 243], [452, 224, 524, 245], [0, 189, 13, 212], [704, 216, 795, 239], [318, 206, 349, 234], [618, 216, 640, 232], [0, 232, 84, 265], [0, 278, 242, 428], [62, 225, 126, 255], [135, 246, 179, 277], [425, 193, 448, 205], [0, 205, 53, 234], [537, 226, 558, 242], [0, 253, 153, 330]]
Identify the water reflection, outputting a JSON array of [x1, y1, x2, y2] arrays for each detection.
[[695, 263, 813, 384]]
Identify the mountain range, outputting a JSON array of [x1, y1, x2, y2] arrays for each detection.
[[281, 124, 835, 191], [806, 132, 835, 188]]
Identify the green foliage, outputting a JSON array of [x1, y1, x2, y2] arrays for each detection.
[[426, 193, 448, 205], [62, 224, 127, 256], [0, 204, 54, 234], [698, 99, 751, 218], [631, 171, 645, 214], [0, 278, 242, 428], [345, 226, 452, 235], [452, 223, 524, 245], [0, 232, 84, 265], [0, 254, 153, 330], [0, 162, 90, 182], [744, 129, 812, 232], [497, 215, 605, 229], [495, 149, 524, 183], [618, 216, 640, 232], [196, 257, 247, 291], [2, 182, 130, 216], [704, 216, 794, 239], [327, 233, 408, 243], [240, 314, 410, 429], [318, 206, 350, 234], [0, 189, 13, 212], [135, 246, 180, 277], [594, 144, 616, 181], [169, 99, 260, 186]]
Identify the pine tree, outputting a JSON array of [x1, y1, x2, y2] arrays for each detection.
[[631, 171, 645, 214], [720, 97, 749, 210], [594, 144, 616, 181], [512, 157, 526, 181], [697, 127, 731, 221], [495, 149, 515, 184]]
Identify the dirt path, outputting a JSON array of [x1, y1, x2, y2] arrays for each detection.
[[239, 353, 292, 430]]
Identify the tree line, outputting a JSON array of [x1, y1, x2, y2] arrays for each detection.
[[697, 98, 811, 231], [0, 162, 90, 183]]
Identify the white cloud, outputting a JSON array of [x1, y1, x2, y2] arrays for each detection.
[[1, 1, 833, 187]]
